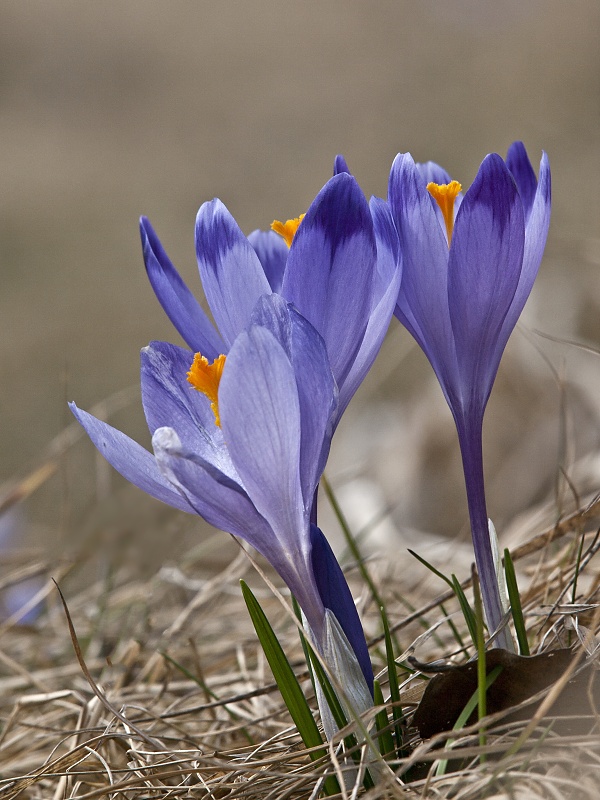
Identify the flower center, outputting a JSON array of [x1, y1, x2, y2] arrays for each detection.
[[271, 214, 305, 248], [187, 353, 226, 427], [427, 180, 462, 246]]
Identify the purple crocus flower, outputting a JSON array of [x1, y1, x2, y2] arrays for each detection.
[[140, 169, 400, 432], [389, 142, 551, 648], [71, 294, 373, 735]]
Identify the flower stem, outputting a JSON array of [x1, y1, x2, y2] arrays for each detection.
[[456, 415, 513, 651]]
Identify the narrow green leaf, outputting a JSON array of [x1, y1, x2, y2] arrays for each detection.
[[440, 602, 466, 651], [381, 605, 407, 756], [451, 574, 478, 647], [292, 596, 319, 698], [240, 581, 339, 796], [407, 550, 472, 649], [407, 548, 453, 588], [373, 679, 395, 757], [503, 548, 529, 656]]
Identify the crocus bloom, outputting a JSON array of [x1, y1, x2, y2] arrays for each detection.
[[71, 294, 373, 736], [389, 142, 551, 648], [140, 169, 401, 434]]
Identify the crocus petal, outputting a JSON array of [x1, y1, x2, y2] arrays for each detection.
[[151, 426, 270, 540], [497, 151, 551, 349], [195, 199, 271, 348], [140, 341, 237, 479], [247, 229, 289, 293], [250, 294, 337, 504], [154, 425, 326, 631], [336, 197, 402, 420], [69, 403, 195, 513], [448, 153, 525, 411], [310, 525, 373, 691], [333, 154, 351, 175], [219, 325, 307, 559], [390, 153, 459, 394], [506, 141, 538, 222], [415, 160, 452, 186], [282, 173, 376, 391], [140, 217, 224, 358]]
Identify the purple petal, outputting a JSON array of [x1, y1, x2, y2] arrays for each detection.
[[506, 141, 538, 222], [336, 198, 401, 420], [310, 525, 373, 691], [498, 151, 551, 349], [282, 173, 376, 390], [219, 325, 307, 557], [448, 154, 525, 410], [250, 294, 337, 502], [415, 160, 452, 186], [195, 199, 271, 348], [389, 153, 459, 396], [151, 427, 263, 537], [415, 160, 464, 229], [69, 403, 194, 513], [140, 217, 224, 358], [140, 341, 236, 479], [247, 229, 289, 293], [333, 154, 351, 175], [153, 425, 325, 632]]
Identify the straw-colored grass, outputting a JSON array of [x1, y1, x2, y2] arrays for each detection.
[[2, 424, 600, 799]]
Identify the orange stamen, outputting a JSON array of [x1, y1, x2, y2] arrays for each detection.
[[271, 214, 305, 248], [187, 353, 226, 427], [427, 180, 462, 246]]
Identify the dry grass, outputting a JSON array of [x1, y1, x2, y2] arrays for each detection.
[[2, 436, 600, 799]]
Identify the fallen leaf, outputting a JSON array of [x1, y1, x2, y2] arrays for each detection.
[[412, 648, 598, 738]]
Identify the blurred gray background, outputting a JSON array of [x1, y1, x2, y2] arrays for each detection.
[[1, 1, 599, 561]]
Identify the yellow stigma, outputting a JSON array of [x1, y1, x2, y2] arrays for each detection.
[[427, 180, 462, 246], [187, 353, 226, 427], [271, 214, 305, 248]]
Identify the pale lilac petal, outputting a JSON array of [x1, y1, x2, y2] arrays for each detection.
[[69, 404, 194, 513], [195, 199, 271, 348], [448, 154, 525, 410], [250, 294, 337, 501], [151, 426, 267, 540], [415, 160, 452, 186], [247, 229, 288, 293], [154, 426, 325, 630], [390, 153, 459, 393], [506, 141, 538, 222], [336, 197, 401, 419], [219, 325, 307, 557], [498, 151, 551, 347], [140, 341, 236, 479], [415, 159, 464, 226], [140, 217, 224, 358]]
